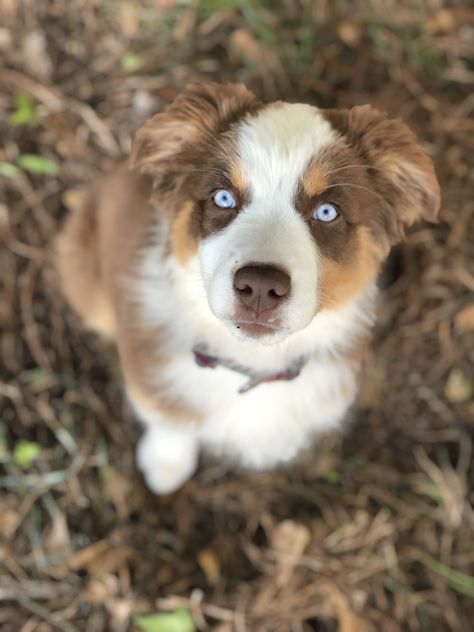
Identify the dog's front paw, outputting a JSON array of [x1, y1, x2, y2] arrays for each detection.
[[137, 449, 197, 495], [136, 424, 198, 495]]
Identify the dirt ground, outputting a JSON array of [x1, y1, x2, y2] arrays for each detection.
[[0, 1, 473, 631]]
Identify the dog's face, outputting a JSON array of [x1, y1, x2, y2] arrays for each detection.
[[131, 84, 440, 344]]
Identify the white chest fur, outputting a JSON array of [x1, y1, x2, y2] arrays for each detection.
[[127, 247, 376, 493], [162, 350, 358, 467]]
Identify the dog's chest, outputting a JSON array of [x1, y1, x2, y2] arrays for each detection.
[[131, 251, 372, 466], [159, 349, 358, 467]]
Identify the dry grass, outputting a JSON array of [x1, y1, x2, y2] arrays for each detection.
[[0, 1, 473, 631]]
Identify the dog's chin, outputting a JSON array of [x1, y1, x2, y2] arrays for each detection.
[[225, 319, 291, 345]]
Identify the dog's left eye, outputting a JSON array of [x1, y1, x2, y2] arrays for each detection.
[[213, 189, 236, 209], [313, 203, 339, 223]]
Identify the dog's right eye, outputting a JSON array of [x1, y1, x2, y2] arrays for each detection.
[[213, 189, 237, 209]]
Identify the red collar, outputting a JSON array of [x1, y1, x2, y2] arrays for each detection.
[[193, 346, 306, 394]]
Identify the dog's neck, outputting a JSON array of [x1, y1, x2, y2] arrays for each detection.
[[192, 343, 307, 393]]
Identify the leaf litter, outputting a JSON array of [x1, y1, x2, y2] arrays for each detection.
[[0, 1, 473, 630]]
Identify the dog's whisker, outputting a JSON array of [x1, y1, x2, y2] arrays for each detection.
[[322, 182, 387, 202], [319, 164, 413, 197], [322, 163, 386, 177]]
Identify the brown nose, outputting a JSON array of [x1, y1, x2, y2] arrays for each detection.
[[233, 265, 291, 317]]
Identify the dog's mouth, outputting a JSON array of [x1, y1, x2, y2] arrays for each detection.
[[233, 319, 287, 338]]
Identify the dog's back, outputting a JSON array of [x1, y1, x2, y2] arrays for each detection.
[[56, 166, 152, 338]]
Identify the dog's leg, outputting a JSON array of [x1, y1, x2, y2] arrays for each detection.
[[136, 419, 199, 494], [123, 353, 200, 494]]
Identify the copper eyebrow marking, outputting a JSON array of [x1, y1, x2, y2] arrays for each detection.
[[302, 163, 329, 197], [229, 163, 247, 193]]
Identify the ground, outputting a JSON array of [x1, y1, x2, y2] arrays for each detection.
[[0, 1, 473, 631]]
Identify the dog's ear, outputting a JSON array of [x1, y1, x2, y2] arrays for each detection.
[[326, 105, 440, 239], [130, 83, 258, 196]]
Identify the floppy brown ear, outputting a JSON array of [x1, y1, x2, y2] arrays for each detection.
[[129, 82, 258, 196], [326, 105, 440, 235]]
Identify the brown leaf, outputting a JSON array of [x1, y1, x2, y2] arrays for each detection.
[[455, 304, 474, 333], [62, 189, 88, 213], [426, 9, 474, 34], [120, 3, 139, 37], [445, 369, 472, 403], [105, 596, 133, 628], [197, 548, 221, 585], [231, 29, 266, 65], [337, 20, 362, 48], [0, 510, 19, 539], [101, 465, 132, 520], [154, 0, 178, 9], [328, 588, 375, 632], [85, 574, 119, 605], [44, 512, 72, 558], [22, 30, 52, 81], [271, 520, 311, 587], [86, 546, 135, 577], [68, 540, 109, 571]]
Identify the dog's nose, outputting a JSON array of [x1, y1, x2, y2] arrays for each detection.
[[233, 265, 291, 316]]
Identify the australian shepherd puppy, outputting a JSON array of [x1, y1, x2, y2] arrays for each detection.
[[57, 83, 440, 494]]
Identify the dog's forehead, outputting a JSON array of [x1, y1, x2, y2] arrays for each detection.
[[234, 102, 338, 193]]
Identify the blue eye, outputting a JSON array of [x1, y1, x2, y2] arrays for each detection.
[[213, 189, 237, 209], [313, 203, 339, 223]]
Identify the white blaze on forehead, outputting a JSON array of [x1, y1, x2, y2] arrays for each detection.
[[236, 102, 337, 196]]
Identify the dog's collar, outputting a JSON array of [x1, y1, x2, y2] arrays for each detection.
[[193, 345, 306, 394]]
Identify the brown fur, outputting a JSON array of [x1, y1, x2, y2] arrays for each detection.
[[56, 165, 155, 335], [229, 162, 248, 192], [170, 201, 198, 264], [119, 318, 199, 423], [130, 83, 260, 201], [319, 228, 380, 310], [130, 83, 259, 244], [56, 185, 116, 337], [323, 105, 440, 240]]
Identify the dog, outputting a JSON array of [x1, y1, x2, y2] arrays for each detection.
[[56, 83, 440, 494]]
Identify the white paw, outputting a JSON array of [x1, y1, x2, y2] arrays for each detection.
[[136, 424, 198, 495], [139, 458, 196, 495]]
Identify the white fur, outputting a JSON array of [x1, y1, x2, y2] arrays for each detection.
[[128, 102, 377, 493], [136, 418, 199, 494]]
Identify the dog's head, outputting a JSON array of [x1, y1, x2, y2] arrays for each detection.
[[130, 83, 440, 344]]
